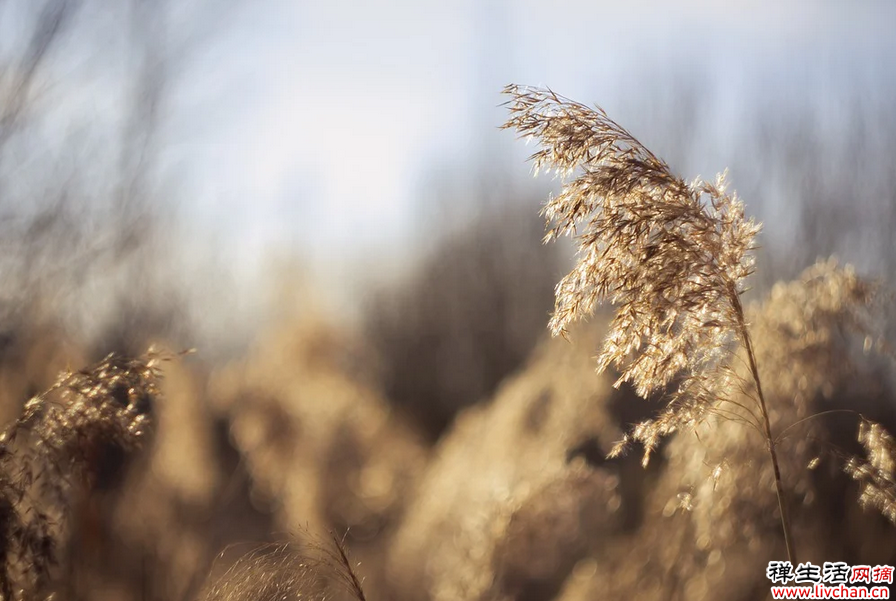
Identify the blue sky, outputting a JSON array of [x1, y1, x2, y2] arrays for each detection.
[[166, 1, 894, 274]]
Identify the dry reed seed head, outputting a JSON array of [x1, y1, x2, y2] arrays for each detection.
[[199, 536, 367, 601], [752, 258, 884, 389], [386, 323, 621, 601], [503, 85, 760, 464], [24, 351, 165, 464], [648, 258, 895, 553], [0, 349, 167, 600], [199, 543, 327, 601], [846, 418, 896, 524]]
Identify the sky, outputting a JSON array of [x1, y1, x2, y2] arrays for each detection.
[[163, 0, 895, 280], [4, 0, 895, 339]]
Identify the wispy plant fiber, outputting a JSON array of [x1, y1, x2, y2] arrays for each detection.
[[199, 534, 367, 601]]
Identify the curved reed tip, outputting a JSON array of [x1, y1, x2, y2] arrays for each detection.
[[198, 532, 368, 601]]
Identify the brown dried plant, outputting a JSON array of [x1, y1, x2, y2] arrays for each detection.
[[846, 418, 896, 524], [748, 259, 896, 529], [199, 534, 368, 601], [502, 84, 895, 564], [0, 349, 166, 600]]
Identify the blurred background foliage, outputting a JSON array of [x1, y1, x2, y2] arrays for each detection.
[[0, 1, 895, 599]]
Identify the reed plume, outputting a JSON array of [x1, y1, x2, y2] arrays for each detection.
[[502, 85, 760, 460], [0, 349, 165, 600], [502, 84, 791, 558]]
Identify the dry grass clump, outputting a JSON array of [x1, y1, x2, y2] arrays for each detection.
[[383, 275, 894, 601], [382, 277, 894, 601], [544, 261, 896, 601], [210, 310, 427, 598], [199, 535, 367, 601], [59, 354, 272, 601], [649, 244, 896, 572], [0, 349, 165, 600], [387, 322, 637, 601], [199, 543, 330, 601], [847, 419, 896, 524]]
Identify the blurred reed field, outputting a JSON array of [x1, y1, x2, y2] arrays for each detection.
[[1, 1, 896, 600]]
